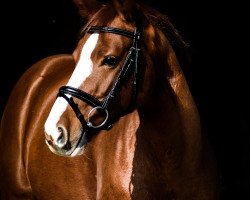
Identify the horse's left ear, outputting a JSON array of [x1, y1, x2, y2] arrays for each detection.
[[73, 0, 103, 19], [113, 0, 136, 22]]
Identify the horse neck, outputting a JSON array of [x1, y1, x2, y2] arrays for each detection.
[[138, 26, 202, 142], [136, 70, 203, 165], [141, 72, 200, 131]]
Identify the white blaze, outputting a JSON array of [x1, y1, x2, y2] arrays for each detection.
[[44, 34, 99, 141]]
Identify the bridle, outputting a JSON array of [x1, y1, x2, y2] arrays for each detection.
[[58, 26, 140, 132], [57, 26, 141, 134]]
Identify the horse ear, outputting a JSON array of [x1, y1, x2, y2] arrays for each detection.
[[73, 0, 103, 18], [113, 0, 136, 21]]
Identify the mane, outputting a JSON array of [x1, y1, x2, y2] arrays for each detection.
[[78, 3, 191, 73], [141, 5, 191, 76]]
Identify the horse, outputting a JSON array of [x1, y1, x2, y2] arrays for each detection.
[[0, 0, 219, 199]]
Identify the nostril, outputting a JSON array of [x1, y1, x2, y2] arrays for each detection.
[[56, 126, 68, 148], [57, 127, 64, 143]]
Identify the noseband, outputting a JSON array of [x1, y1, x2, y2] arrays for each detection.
[[57, 26, 140, 133]]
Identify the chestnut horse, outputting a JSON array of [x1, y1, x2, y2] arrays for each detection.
[[0, 0, 219, 199]]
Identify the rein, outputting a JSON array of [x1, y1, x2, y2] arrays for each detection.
[[57, 26, 140, 133]]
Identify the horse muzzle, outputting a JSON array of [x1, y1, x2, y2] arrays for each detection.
[[45, 128, 88, 157]]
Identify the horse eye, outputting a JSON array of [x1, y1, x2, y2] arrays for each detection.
[[102, 56, 117, 67]]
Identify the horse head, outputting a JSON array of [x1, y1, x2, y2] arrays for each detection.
[[44, 0, 187, 157]]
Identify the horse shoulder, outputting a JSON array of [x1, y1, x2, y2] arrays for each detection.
[[0, 54, 75, 199]]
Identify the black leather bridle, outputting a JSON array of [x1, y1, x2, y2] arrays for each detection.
[[57, 26, 140, 133]]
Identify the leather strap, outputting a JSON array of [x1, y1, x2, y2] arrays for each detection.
[[88, 26, 139, 40]]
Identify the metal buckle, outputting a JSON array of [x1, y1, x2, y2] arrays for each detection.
[[87, 106, 109, 129]]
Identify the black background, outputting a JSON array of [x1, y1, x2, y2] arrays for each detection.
[[1, 0, 249, 199]]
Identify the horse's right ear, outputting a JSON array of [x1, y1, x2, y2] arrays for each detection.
[[73, 0, 103, 19]]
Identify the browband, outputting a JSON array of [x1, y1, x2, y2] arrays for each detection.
[[88, 26, 140, 40]]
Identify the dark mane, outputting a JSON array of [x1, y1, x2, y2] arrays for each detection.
[[141, 5, 191, 75]]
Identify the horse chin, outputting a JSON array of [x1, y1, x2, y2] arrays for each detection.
[[70, 130, 88, 157], [45, 130, 88, 157]]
